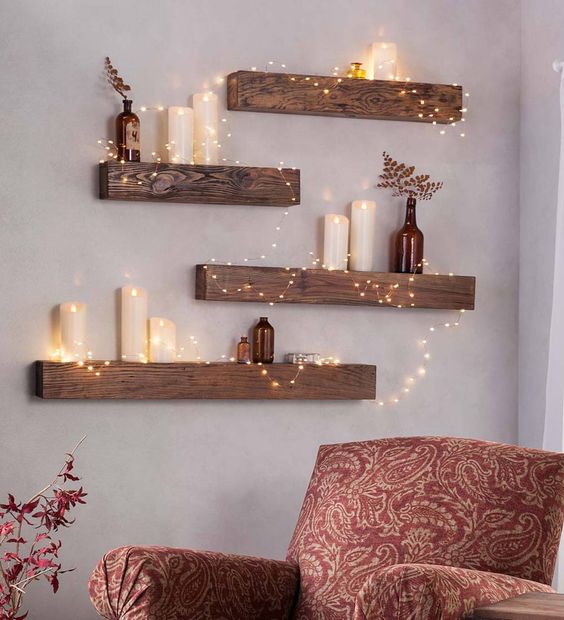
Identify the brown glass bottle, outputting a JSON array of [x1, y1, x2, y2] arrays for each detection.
[[394, 197, 424, 274], [116, 99, 141, 162], [252, 317, 274, 364], [237, 336, 250, 364]]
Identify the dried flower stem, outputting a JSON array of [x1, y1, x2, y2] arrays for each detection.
[[377, 151, 444, 201], [104, 57, 132, 100]]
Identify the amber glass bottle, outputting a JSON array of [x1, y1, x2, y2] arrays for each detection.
[[237, 336, 250, 364], [394, 197, 424, 274], [116, 99, 141, 162], [252, 317, 274, 364]]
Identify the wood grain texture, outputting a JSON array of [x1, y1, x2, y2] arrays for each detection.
[[472, 593, 564, 619], [228, 71, 463, 124], [36, 361, 376, 400], [195, 265, 476, 310], [99, 162, 300, 207]]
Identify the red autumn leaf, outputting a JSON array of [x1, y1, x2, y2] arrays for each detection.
[[20, 500, 39, 515]]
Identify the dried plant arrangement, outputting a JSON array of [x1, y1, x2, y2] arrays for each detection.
[[377, 151, 444, 200], [104, 57, 132, 100]]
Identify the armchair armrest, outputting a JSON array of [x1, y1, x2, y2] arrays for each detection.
[[353, 563, 554, 620], [88, 545, 299, 620]]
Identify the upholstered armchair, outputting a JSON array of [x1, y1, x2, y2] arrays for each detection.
[[89, 437, 564, 619]]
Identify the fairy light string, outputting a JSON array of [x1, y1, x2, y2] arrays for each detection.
[[251, 61, 470, 138], [91, 60, 470, 404]]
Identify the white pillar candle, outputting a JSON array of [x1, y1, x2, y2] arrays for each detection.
[[323, 214, 350, 270], [193, 92, 219, 165], [367, 42, 397, 80], [121, 286, 148, 362], [59, 302, 86, 362], [168, 106, 194, 164], [149, 317, 176, 363], [350, 200, 376, 271]]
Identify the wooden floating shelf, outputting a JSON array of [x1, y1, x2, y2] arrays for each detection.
[[195, 265, 476, 310], [99, 161, 300, 207], [35, 361, 376, 400], [227, 70, 463, 124]]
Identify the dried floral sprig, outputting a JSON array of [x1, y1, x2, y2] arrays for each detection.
[[377, 151, 444, 201], [104, 57, 132, 100], [0, 437, 87, 620]]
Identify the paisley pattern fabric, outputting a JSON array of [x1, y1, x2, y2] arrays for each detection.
[[88, 545, 299, 619], [287, 436, 564, 619], [353, 563, 553, 620], [88, 437, 564, 620]]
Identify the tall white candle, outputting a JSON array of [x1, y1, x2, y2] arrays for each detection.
[[367, 42, 397, 80], [59, 302, 86, 362], [193, 92, 219, 165], [350, 200, 376, 271], [168, 106, 194, 164], [121, 286, 148, 362], [149, 317, 176, 363], [323, 214, 350, 270]]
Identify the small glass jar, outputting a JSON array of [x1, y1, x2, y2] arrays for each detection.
[[348, 62, 366, 79], [237, 336, 250, 364]]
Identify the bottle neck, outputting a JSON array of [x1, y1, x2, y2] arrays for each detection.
[[123, 99, 132, 113], [404, 197, 417, 226]]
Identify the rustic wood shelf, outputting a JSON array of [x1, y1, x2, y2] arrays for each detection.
[[195, 265, 475, 310], [227, 70, 463, 124], [36, 361, 376, 400], [99, 162, 300, 207]]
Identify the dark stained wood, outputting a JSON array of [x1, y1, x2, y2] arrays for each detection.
[[195, 265, 476, 310], [99, 162, 300, 207], [472, 593, 564, 619], [36, 361, 376, 400], [227, 71, 463, 124]]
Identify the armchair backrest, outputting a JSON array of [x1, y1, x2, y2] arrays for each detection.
[[287, 436, 564, 618]]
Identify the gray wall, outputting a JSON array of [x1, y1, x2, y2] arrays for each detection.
[[519, 0, 564, 448], [0, 1, 522, 617]]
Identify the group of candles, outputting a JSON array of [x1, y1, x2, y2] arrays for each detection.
[[166, 42, 397, 168], [57, 286, 176, 364], [323, 200, 377, 271], [168, 92, 219, 165]]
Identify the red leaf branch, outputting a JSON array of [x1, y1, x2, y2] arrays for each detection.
[[0, 437, 87, 620]]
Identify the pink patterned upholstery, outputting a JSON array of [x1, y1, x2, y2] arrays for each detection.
[[89, 437, 564, 619], [287, 437, 564, 619], [88, 546, 299, 619]]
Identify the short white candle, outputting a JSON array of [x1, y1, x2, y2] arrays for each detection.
[[350, 200, 376, 271], [121, 286, 148, 362], [59, 302, 86, 362], [367, 42, 397, 80], [193, 92, 219, 165], [168, 106, 193, 164], [149, 317, 177, 363], [323, 214, 350, 270]]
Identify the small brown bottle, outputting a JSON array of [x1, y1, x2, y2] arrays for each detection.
[[252, 317, 274, 364], [394, 197, 424, 274], [237, 336, 250, 364], [116, 99, 141, 162]]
